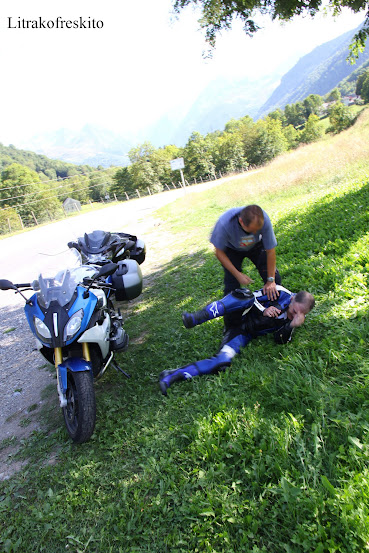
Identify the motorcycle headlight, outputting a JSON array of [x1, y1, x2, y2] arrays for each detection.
[[34, 317, 52, 342], [64, 309, 84, 342]]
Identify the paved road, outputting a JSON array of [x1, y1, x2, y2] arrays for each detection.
[[0, 180, 221, 294], [0, 177, 231, 306], [0, 186, 184, 285], [0, 170, 256, 306]]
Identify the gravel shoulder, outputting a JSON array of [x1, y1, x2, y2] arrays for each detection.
[[0, 177, 229, 479]]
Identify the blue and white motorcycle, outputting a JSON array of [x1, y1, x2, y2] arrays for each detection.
[[0, 231, 145, 443]]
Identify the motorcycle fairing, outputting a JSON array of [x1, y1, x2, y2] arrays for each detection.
[[24, 286, 98, 348], [57, 357, 93, 395], [78, 312, 111, 359]]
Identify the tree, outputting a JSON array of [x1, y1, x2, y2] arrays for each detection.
[[183, 132, 216, 180], [303, 94, 323, 118], [300, 114, 324, 144], [326, 88, 341, 102], [283, 124, 300, 150], [284, 102, 307, 128], [268, 108, 287, 126], [172, 0, 369, 56], [245, 117, 288, 166], [150, 144, 182, 188], [67, 175, 90, 204], [88, 173, 110, 202], [0, 163, 60, 222], [326, 102, 355, 133], [355, 70, 369, 96], [128, 142, 163, 193], [111, 167, 135, 198], [212, 132, 248, 174], [360, 72, 369, 102]]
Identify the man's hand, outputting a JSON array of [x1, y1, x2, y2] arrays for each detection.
[[238, 273, 254, 286], [263, 306, 281, 318], [263, 280, 279, 301], [290, 312, 305, 328]]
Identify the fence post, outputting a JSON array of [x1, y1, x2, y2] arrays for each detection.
[[136, 189, 140, 198], [125, 192, 129, 201], [18, 214, 24, 229], [7, 218, 11, 232], [31, 211, 38, 225], [147, 187, 151, 195]]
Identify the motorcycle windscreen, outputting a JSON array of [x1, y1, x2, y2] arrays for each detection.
[[35, 265, 97, 309]]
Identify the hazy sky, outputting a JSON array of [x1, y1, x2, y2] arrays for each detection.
[[0, 0, 365, 145]]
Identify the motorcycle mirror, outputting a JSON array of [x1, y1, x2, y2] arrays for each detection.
[[97, 262, 118, 278], [82, 262, 118, 299], [0, 279, 17, 291]]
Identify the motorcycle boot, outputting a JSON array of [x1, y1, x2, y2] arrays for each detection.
[[159, 332, 251, 395], [182, 288, 255, 329], [159, 364, 199, 395]]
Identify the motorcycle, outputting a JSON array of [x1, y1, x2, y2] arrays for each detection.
[[0, 231, 146, 443]]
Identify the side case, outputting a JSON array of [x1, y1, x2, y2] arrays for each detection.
[[111, 259, 143, 301]]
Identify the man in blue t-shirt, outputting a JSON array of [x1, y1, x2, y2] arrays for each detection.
[[210, 205, 281, 306]]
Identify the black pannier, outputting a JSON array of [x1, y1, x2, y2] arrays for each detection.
[[111, 259, 143, 301]]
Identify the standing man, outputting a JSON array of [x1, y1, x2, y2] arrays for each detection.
[[210, 204, 281, 302]]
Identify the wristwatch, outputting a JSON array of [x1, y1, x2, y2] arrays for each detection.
[[267, 277, 275, 282]]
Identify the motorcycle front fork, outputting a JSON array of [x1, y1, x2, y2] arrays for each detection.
[[54, 344, 92, 408]]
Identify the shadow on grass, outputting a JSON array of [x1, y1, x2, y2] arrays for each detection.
[[2, 179, 369, 552]]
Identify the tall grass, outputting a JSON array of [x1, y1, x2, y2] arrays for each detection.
[[1, 108, 369, 553]]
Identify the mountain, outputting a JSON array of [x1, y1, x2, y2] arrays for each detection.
[[0, 142, 102, 179], [15, 23, 369, 166], [145, 73, 281, 147], [19, 73, 282, 165], [256, 23, 369, 118], [18, 124, 135, 168]]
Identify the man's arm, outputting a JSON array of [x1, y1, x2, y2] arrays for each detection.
[[214, 247, 254, 286], [263, 247, 278, 301]]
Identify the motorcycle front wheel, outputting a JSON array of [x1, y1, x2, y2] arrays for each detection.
[[62, 371, 96, 443]]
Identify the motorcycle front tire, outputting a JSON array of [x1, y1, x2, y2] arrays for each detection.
[[63, 371, 96, 443]]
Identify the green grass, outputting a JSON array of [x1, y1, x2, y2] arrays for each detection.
[[1, 109, 369, 553]]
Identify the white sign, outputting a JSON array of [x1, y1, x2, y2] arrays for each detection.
[[170, 157, 185, 171]]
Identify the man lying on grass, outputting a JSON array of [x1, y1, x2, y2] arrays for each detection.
[[159, 285, 315, 395]]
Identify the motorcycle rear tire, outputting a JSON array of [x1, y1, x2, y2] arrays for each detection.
[[63, 371, 96, 443]]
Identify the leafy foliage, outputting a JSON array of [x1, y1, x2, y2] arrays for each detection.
[[1, 108, 369, 552], [173, 0, 369, 56], [0, 147, 116, 231], [300, 113, 324, 143], [0, 143, 95, 181], [361, 70, 369, 102], [326, 102, 356, 133]]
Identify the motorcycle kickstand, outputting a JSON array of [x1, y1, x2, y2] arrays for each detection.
[[111, 359, 131, 378]]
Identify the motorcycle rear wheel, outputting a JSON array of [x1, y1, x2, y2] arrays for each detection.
[[63, 371, 96, 443]]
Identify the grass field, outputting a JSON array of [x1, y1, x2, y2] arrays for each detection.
[[1, 108, 369, 553]]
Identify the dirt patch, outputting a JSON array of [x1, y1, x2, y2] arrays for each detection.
[[0, 177, 227, 479], [0, 215, 179, 479]]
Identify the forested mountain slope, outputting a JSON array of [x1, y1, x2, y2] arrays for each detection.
[[257, 24, 369, 118]]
